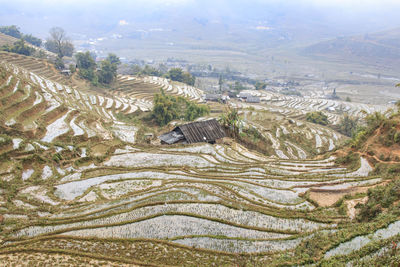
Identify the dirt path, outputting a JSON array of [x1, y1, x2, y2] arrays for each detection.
[[346, 197, 368, 220], [308, 182, 385, 207], [360, 152, 400, 164]]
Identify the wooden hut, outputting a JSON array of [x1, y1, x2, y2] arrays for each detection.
[[159, 119, 226, 145]]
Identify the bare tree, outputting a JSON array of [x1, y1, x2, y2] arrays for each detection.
[[45, 27, 74, 58]]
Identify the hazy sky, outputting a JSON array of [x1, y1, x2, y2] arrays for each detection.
[[2, 0, 400, 7], [1, 0, 399, 38]]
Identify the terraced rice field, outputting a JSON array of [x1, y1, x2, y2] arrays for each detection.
[[0, 53, 397, 266], [114, 75, 204, 103], [0, 52, 67, 84], [233, 89, 389, 125], [243, 113, 343, 159]]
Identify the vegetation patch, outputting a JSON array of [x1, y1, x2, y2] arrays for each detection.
[[151, 90, 209, 126]]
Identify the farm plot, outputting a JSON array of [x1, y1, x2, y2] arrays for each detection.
[[15, 203, 333, 239], [174, 236, 304, 253], [103, 152, 214, 168], [325, 220, 400, 258]]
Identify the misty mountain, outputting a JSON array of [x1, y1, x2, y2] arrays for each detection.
[[302, 28, 400, 68]]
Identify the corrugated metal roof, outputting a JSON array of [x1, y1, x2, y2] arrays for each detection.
[[176, 119, 226, 144], [246, 96, 260, 103], [205, 94, 222, 101], [238, 92, 252, 98], [159, 129, 185, 144]]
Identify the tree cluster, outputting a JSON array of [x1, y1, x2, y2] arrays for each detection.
[[76, 51, 97, 82], [0, 25, 21, 38], [337, 113, 359, 137], [131, 65, 196, 86], [45, 27, 74, 58], [131, 65, 164, 77], [305, 111, 329, 126], [229, 81, 247, 92], [0, 25, 42, 47], [75, 52, 121, 86], [165, 68, 196, 86], [1, 39, 35, 56], [254, 81, 267, 90], [152, 90, 209, 126], [22, 34, 42, 47]]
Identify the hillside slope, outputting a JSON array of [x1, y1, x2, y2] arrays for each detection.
[[0, 32, 19, 47], [353, 112, 400, 164], [0, 54, 399, 265]]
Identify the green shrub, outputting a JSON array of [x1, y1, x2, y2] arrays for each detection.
[[382, 125, 400, 147], [244, 126, 262, 142], [220, 107, 241, 137], [52, 153, 62, 163], [357, 179, 400, 222], [0, 134, 12, 146], [350, 112, 391, 148], [334, 199, 348, 215], [295, 232, 331, 260], [335, 151, 360, 169], [69, 64, 76, 73], [351, 128, 368, 148], [338, 113, 359, 137], [185, 102, 210, 121], [1, 39, 35, 56], [54, 56, 65, 70], [388, 164, 400, 174]]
